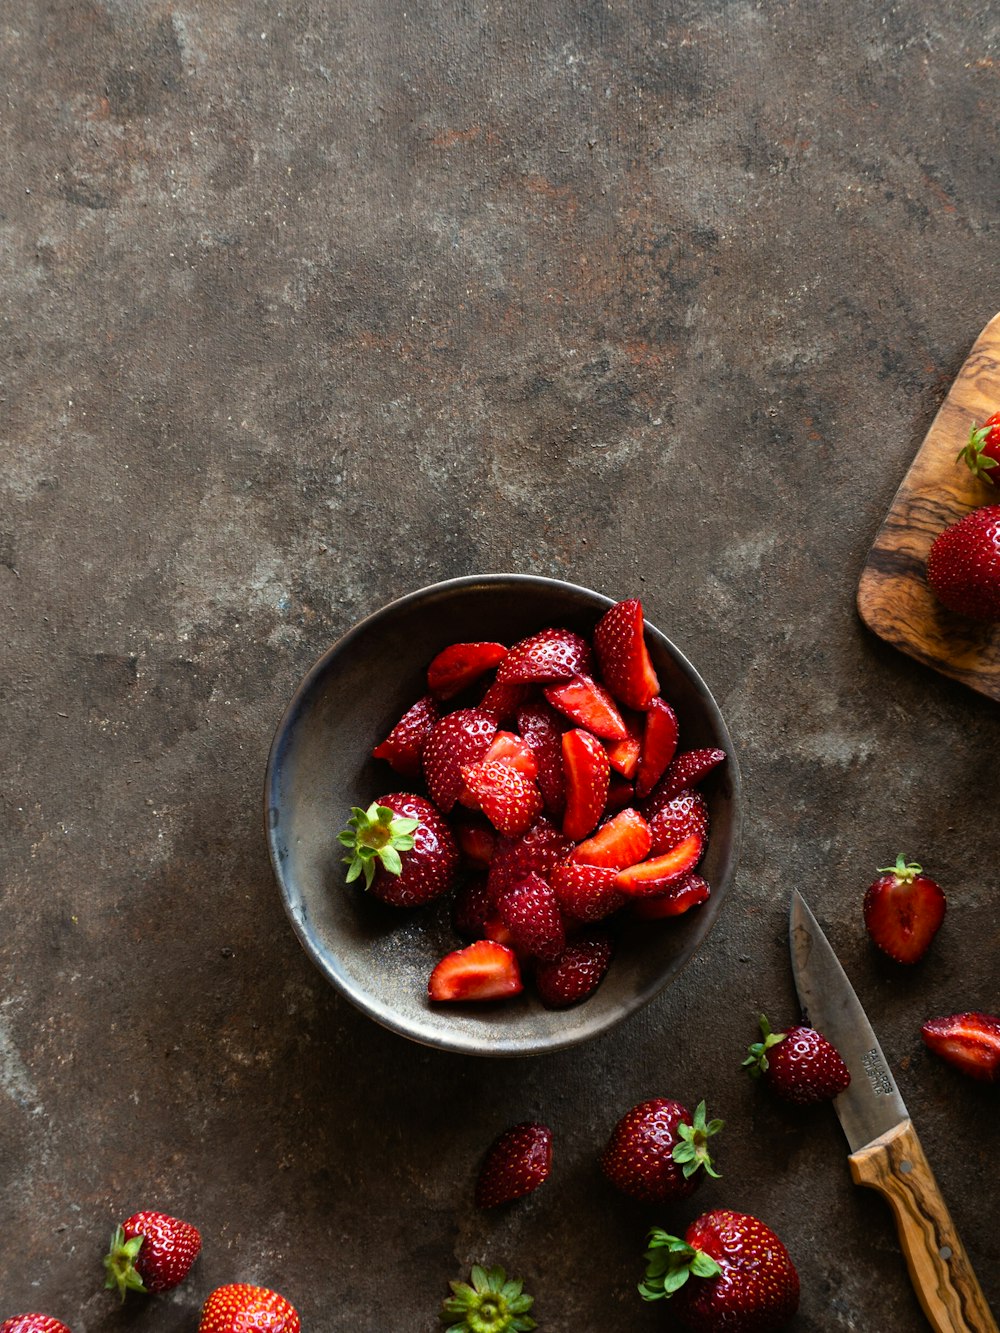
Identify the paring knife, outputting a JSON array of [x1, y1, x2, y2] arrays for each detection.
[[789, 890, 998, 1333]]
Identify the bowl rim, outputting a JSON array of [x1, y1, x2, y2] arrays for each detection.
[[264, 572, 743, 1056]]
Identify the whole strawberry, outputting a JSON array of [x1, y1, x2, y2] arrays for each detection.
[[742, 1014, 850, 1105], [199, 1286, 300, 1333], [1, 1319, 72, 1333], [927, 504, 1000, 620], [476, 1122, 553, 1207], [640, 1209, 799, 1331], [339, 794, 458, 907], [863, 855, 946, 964], [441, 1265, 536, 1332], [602, 1099, 722, 1204], [103, 1210, 201, 1299], [957, 410, 1000, 486]]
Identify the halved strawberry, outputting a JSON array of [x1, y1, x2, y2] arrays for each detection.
[[647, 789, 709, 855], [921, 1012, 1000, 1083], [544, 674, 628, 741], [428, 940, 523, 1001], [371, 695, 441, 779], [550, 860, 627, 922], [516, 700, 566, 818], [487, 817, 574, 905], [561, 729, 611, 841], [593, 598, 659, 710], [427, 642, 508, 699], [535, 931, 614, 1008], [496, 627, 592, 683], [652, 748, 726, 801], [422, 708, 497, 812], [496, 872, 566, 960], [634, 697, 679, 799], [615, 831, 704, 896], [632, 872, 710, 920], [461, 760, 543, 837], [863, 856, 946, 964], [571, 808, 652, 870]]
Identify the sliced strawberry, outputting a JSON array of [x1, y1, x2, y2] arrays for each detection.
[[371, 695, 441, 779], [535, 931, 614, 1008], [478, 679, 531, 723], [451, 813, 497, 869], [615, 832, 705, 896], [544, 674, 628, 741], [634, 697, 679, 799], [632, 872, 710, 920], [487, 817, 574, 905], [647, 789, 709, 855], [475, 1122, 553, 1208], [652, 747, 726, 802], [561, 729, 611, 841], [605, 774, 636, 814], [863, 857, 946, 965], [451, 876, 494, 938], [550, 860, 627, 922], [461, 760, 543, 837], [496, 626, 593, 684], [483, 730, 538, 778], [592, 598, 659, 710], [604, 708, 643, 778], [496, 872, 567, 960], [921, 1012, 1000, 1083], [427, 641, 508, 699], [571, 807, 652, 870], [516, 700, 566, 818], [422, 708, 497, 812], [427, 940, 523, 1002]]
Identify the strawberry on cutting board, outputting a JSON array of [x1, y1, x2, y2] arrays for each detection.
[[863, 855, 946, 963], [927, 504, 1000, 620], [639, 1210, 799, 1331], [475, 1122, 553, 1207], [957, 410, 1000, 486], [103, 1209, 201, 1299], [199, 1286, 300, 1333]]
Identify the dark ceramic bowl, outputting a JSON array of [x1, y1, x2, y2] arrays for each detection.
[[265, 574, 742, 1057]]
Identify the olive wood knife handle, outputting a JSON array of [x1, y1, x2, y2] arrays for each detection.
[[849, 1119, 997, 1332]]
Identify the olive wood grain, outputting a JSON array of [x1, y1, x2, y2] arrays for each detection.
[[849, 1119, 998, 1332], [857, 310, 1000, 700]]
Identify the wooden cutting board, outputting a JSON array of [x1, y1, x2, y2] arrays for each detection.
[[857, 311, 1000, 701]]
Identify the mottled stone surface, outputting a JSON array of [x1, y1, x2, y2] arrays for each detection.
[[2, 1, 999, 1329]]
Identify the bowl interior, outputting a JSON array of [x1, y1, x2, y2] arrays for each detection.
[[266, 575, 742, 1056]]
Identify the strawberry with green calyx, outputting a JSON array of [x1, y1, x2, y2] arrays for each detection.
[[863, 855, 946, 963], [742, 1014, 850, 1105], [957, 411, 1000, 486], [639, 1210, 799, 1330], [339, 793, 458, 907], [602, 1099, 722, 1204], [440, 1265, 536, 1333], [103, 1210, 202, 1299]]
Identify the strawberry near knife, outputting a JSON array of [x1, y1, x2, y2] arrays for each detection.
[[789, 890, 998, 1332]]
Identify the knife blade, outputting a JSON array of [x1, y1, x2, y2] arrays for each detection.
[[789, 890, 997, 1333]]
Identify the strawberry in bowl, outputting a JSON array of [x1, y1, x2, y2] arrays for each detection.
[[265, 575, 741, 1056]]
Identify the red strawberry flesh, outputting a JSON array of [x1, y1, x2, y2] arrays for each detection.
[[426, 641, 508, 699], [544, 674, 628, 740], [475, 1122, 553, 1207], [571, 807, 652, 870], [863, 856, 946, 964], [921, 1012, 1000, 1083], [615, 832, 704, 896], [561, 728, 610, 841], [632, 872, 710, 920], [634, 697, 679, 798], [427, 939, 523, 1001]]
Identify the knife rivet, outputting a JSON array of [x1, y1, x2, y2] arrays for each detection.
[[899, 1160, 913, 1173], [939, 1245, 952, 1260]]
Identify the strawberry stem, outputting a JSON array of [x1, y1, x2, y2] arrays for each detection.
[[957, 423, 999, 481], [742, 1013, 787, 1077], [671, 1100, 723, 1180], [338, 802, 420, 890], [440, 1264, 536, 1332], [639, 1228, 722, 1301], [875, 854, 922, 884], [103, 1225, 148, 1301]]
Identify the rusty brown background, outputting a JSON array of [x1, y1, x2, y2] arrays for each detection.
[[2, 1, 999, 1329]]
